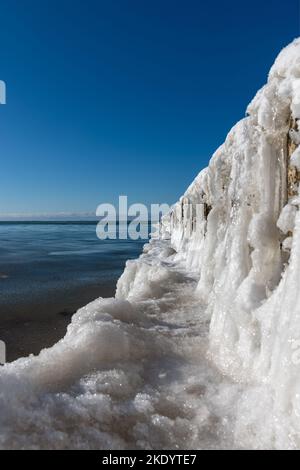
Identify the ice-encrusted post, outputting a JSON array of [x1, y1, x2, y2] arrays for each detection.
[[287, 116, 300, 198]]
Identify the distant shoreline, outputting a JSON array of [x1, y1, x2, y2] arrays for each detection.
[[0, 220, 152, 225], [0, 220, 99, 225]]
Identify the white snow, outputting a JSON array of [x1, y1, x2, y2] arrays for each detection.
[[277, 203, 297, 234], [1, 38, 300, 449], [0, 242, 241, 449], [291, 146, 300, 170]]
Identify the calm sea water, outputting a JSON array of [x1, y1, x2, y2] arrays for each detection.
[[0, 222, 148, 310], [0, 222, 149, 360]]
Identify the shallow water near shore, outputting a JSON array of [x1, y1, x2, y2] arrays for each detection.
[[0, 222, 148, 361]]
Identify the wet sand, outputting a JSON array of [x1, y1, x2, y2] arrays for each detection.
[[0, 281, 116, 362]]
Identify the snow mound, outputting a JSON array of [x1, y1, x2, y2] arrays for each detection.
[[1, 38, 300, 449], [0, 242, 241, 449]]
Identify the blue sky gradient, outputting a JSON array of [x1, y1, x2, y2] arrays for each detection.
[[0, 0, 299, 215]]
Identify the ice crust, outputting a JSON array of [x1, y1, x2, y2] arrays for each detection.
[[2, 39, 300, 449]]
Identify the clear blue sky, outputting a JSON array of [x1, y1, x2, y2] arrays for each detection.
[[0, 0, 299, 215]]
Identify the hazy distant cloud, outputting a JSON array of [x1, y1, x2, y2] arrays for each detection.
[[0, 211, 97, 221]]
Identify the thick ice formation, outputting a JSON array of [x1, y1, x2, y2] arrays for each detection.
[[161, 38, 300, 448], [1, 39, 300, 449]]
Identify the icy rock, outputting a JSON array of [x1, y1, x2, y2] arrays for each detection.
[[291, 146, 300, 170], [277, 204, 297, 234]]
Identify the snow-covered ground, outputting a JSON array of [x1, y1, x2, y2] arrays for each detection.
[[0, 240, 242, 449], [1, 38, 300, 449]]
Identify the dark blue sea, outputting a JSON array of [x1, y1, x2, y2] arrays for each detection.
[[0, 222, 148, 361]]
